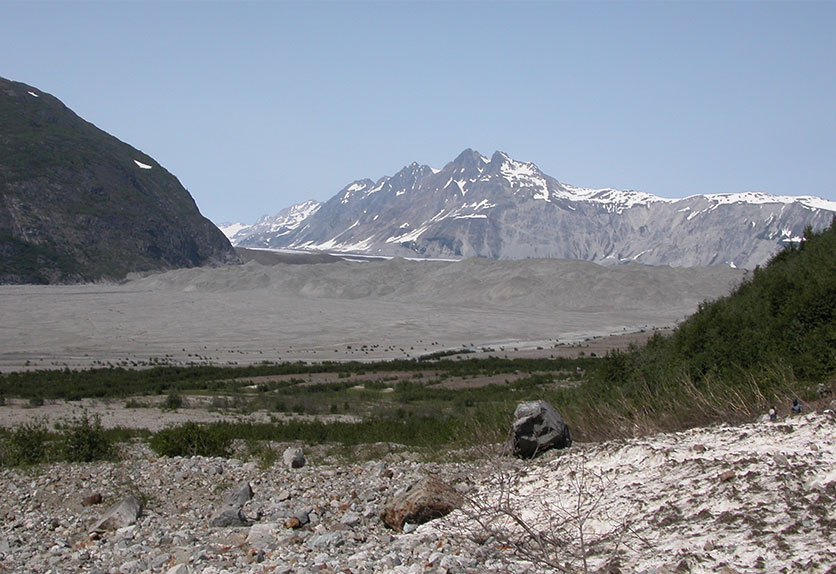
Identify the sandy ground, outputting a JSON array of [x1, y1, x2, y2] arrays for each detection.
[[0, 258, 745, 372], [0, 396, 359, 432], [432, 410, 836, 573]]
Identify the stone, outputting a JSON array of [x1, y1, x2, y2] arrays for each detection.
[[224, 481, 254, 509], [210, 481, 253, 527], [381, 476, 463, 532], [283, 515, 302, 529], [81, 493, 103, 506], [89, 496, 142, 534], [307, 532, 345, 549], [246, 522, 280, 550], [283, 447, 306, 469], [166, 565, 190, 574], [119, 559, 145, 574], [340, 511, 361, 527], [284, 509, 309, 530], [511, 400, 572, 458]]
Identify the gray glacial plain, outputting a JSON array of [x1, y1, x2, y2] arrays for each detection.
[[0, 257, 746, 372]]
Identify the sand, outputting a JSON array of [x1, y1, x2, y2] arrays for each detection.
[[432, 410, 836, 572], [0, 258, 746, 372]]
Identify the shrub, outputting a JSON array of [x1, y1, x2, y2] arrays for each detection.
[[150, 422, 231, 457], [245, 439, 278, 469], [7, 421, 49, 465], [58, 413, 113, 462], [163, 390, 184, 411]]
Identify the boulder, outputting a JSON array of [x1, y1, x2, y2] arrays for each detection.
[[246, 522, 280, 550], [511, 400, 572, 458], [283, 447, 306, 469], [284, 508, 310, 529], [381, 476, 462, 532], [210, 481, 253, 527], [81, 493, 103, 506], [89, 496, 142, 534]]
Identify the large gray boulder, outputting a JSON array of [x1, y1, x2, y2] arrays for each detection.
[[512, 400, 572, 458], [282, 446, 306, 469], [210, 481, 253, 527], [89, 496, 142, 534]]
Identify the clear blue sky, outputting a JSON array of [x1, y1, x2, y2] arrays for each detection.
[[2, 1, 834, 224]]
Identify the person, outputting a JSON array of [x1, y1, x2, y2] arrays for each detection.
[[768, 406, 777, 421], [791, 398, 802, 415]]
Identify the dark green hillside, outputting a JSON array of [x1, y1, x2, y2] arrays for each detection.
[[571, 219, 836, 436], [665, 223, 836, 380], [0, 77, 238, 283]]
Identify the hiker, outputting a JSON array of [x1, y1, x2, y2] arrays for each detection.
[[791, 398, 802, 415], [768, 406, 777, 421]]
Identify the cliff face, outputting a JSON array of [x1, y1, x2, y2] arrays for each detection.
[[0, 77, 238, 284]]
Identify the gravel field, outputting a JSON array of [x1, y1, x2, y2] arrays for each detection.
[[0, 412, 833, 574], [0, 258, 744, 372]]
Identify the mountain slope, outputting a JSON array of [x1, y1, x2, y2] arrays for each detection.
[[0, 77, 238, 283], [577, 219, 836, 436], [236, 149, 836, 268], [221, 200, 321, 245]]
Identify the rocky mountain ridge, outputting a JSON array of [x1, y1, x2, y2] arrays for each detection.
[[229, 149, 836, 268], [0, 77, 238, 284]]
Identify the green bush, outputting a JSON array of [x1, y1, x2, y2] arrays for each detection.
[[588, 220, 836, 408], [58, 413, 113, 462], [150, 422, 232, 457], [163, 390, 184, 411], [7, 421, 49, 465]]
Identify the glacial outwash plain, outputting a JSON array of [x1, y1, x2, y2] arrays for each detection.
[[0, 256, 745, 372]]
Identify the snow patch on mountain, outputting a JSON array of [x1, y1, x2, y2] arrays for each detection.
[[560, 184, 674, 212], [497, 155, 552, 201], [222, 200, 321, 245], [700, 192, 836, 212], [217, 222, 249, 240]]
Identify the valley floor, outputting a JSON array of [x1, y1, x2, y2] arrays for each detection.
[[0, 259, 741, 372]]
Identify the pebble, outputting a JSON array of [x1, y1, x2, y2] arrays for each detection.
[[0, 444, 501, 574]]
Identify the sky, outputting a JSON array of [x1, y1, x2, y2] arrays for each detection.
[[1, 1, 835, 225]]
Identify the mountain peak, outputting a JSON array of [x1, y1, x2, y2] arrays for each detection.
[[232, 148, 836, 268], [490, 150, 511, 164], [450, 148, 490, 172]]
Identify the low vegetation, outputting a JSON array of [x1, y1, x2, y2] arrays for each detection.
[[570, 219, 836, 438], [0, 220, 833, 465], [0, 414, 141, 467]]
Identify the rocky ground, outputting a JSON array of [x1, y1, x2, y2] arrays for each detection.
[[1, 411, 834, 574]]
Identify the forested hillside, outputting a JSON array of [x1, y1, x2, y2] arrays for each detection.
[[572, 218, 836, 436]]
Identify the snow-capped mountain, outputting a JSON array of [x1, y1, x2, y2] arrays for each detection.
[[223, 200, 321, 245], [233, 149, 836, 268], [217, 222, 250, 240]]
